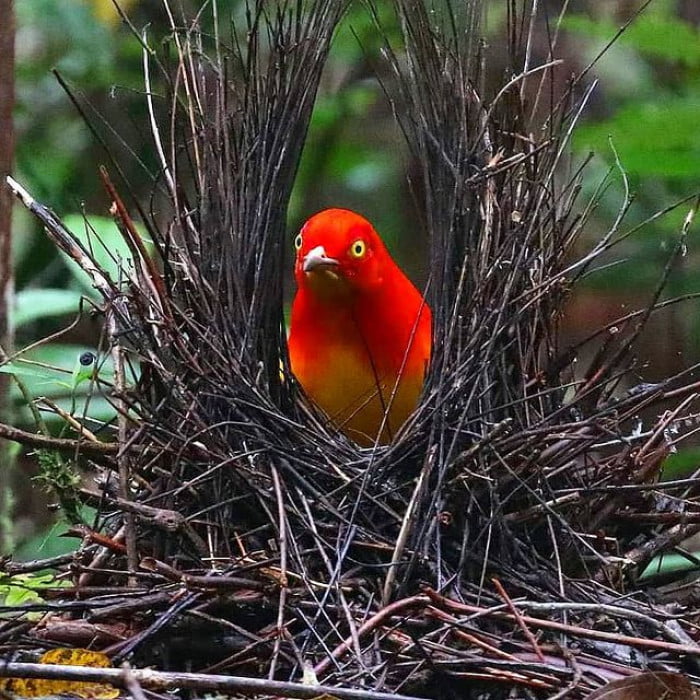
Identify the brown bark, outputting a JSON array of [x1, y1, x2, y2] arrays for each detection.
[[0, 0, 15, 550], [0, 0, 14, 314]]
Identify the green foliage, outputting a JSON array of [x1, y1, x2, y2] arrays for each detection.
[[0, 572, 69, 617], [289, 3, 409, 253], [11, 213, 136, 431], [34, 450, 82, 524], [0, 462, 16, 554], [573, 96, 700, 179], [16, 1, 115, 205], [35, 450, 81, 493], [13, 506, 97, 562], [661, 447, 700, 481], [61, 214, 153, 295], [637, 448, 700, 578], [567, 6, 700, 185], [566, 6, 700, 184], [14, 288, 85, 327], [640, 552, 700, 580], [563, 3, 700, 306], [1, 345, 116, 426], [563, 12, 700, 68]]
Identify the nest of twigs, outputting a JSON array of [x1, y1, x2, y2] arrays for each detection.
[[2, 1, 700, 698]]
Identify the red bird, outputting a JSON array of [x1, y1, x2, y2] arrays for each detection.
[[288, 208, 431, 446]]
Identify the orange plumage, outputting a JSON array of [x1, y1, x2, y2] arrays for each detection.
[[288, 208, 432, 446]]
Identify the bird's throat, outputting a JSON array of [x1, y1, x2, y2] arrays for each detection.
[[303, 269, 351, 302]]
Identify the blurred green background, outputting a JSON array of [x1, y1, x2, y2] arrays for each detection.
[[5, 0, 700, 558]]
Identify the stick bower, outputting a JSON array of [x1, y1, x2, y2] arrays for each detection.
[[3, 1, 700, 698]]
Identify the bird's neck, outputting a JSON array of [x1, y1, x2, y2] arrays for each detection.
[[294, 275, 408, 338]]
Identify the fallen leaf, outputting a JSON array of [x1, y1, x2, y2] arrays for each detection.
[[585, 671, 700, 699], [0, 648, 119, 699]]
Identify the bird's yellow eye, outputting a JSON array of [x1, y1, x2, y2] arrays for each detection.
[[294, 234, 303, 251], [349, 240, 366, 259]]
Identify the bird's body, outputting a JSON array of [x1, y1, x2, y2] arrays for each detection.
[[288, 209, 431, 445]]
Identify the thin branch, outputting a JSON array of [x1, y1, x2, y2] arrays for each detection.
[[0, 662, 425, 700]]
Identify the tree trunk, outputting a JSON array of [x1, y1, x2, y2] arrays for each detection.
[[0, 0, 15, 552]]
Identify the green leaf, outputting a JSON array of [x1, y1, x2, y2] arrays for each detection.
[[14, 395, 117, 427], [661, 448, 700, 481], [13, 507, 95, 562], [0, 572, 70, 618], [639, 552, 700, 580], [2, 345, 129, 427], [0, 362, 71, 385], [0, 572, 63, 590], [563, 13, 700, 68], [573, 96, 700, 179], [3, 345, 112, 401], [61, 214, 153, 295], [14, 288, 83, 327]]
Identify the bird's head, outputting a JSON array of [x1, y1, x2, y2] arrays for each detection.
[[293, 208, 388, 299]]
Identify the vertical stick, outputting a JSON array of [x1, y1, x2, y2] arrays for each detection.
[[269, 466, 288, 679], [111, 328, 138, 584], [0, 0, 15, 552]]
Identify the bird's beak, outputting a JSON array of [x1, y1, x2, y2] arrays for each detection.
[[303, 246, 339, 273]]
